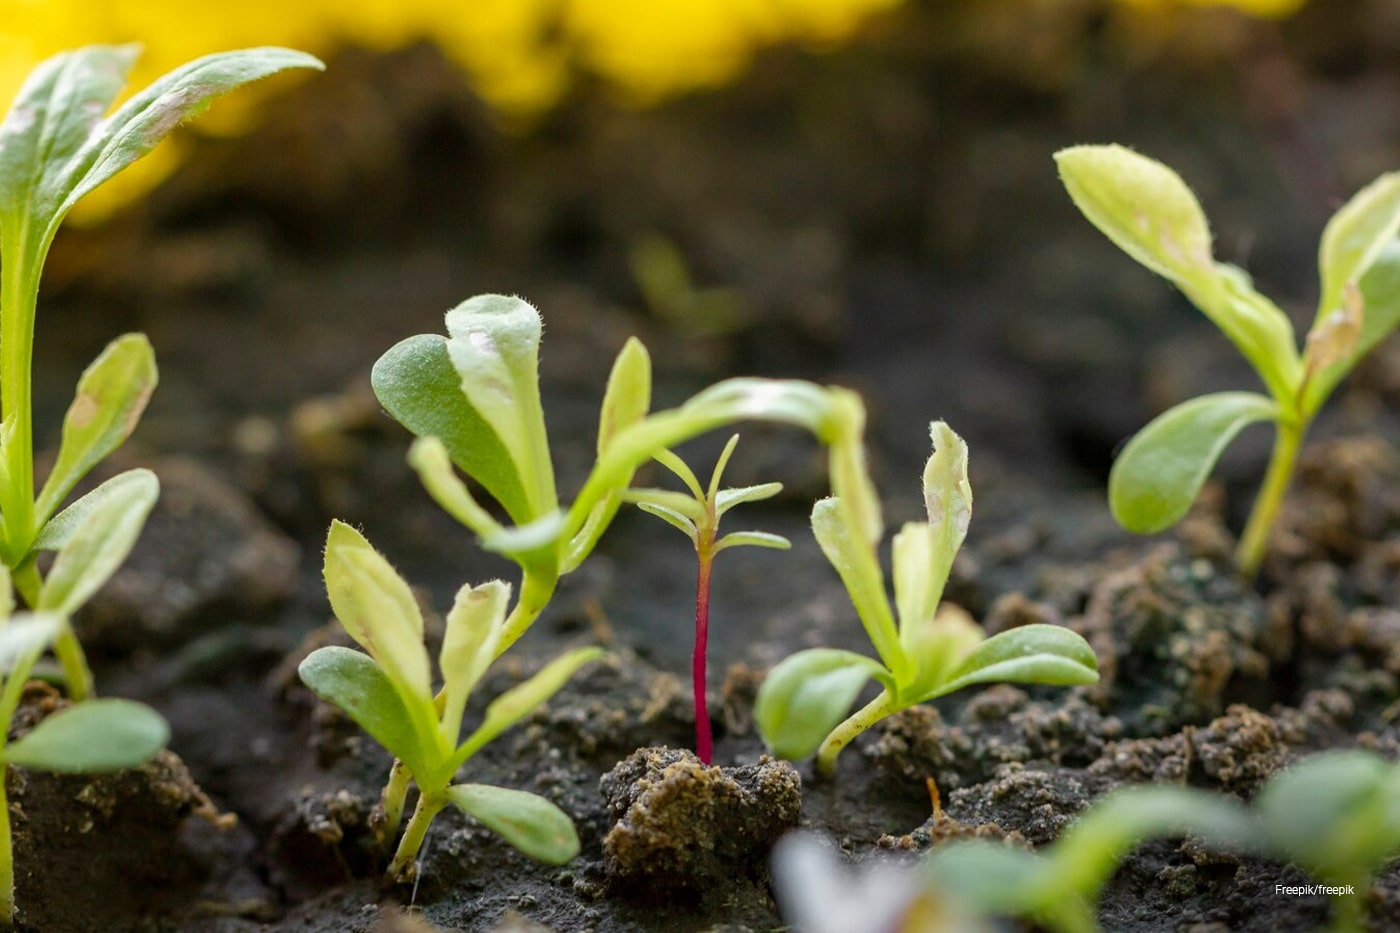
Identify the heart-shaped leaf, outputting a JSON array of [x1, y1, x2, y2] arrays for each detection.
[[446, 783, 580, 864], [754, 648, 887, 761], [1109, 392, 1278, 534], [4, 698, 167, 773], [35, 334, 157, 530]]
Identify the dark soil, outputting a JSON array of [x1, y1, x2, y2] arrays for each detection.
[[14, 0, 1400, 930]]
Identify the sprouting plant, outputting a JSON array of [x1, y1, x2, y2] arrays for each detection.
[[0, 44, 324, 698], [0, 566, 168, 923], [371, 294, 882, 663], [922, 785, 1258, 933], [753, 421, 1099, 777], [298, 521, 603, 882], [1248, 749, 1400, 933], [924, 749, 1400, 933], [1056, 144, 1400, 576], [626, 434, 790, 764]]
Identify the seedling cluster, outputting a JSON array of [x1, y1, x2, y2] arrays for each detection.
[[3, 38, 1398, 933]]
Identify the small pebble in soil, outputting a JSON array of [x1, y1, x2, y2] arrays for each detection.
[[599, 746, 801, 898]]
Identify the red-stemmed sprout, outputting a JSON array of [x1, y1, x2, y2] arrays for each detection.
[[628, 435, 789, 763]]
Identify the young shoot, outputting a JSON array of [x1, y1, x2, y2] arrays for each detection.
[[923, 785, 1258, 933], [298, 521, 603, 882], [1056, 144, 1400, 576], [1250, 749, 1400, 933], [627, 434, 790, 764], [754, 421, 1099, 777], [0, 44, 324, 698], [0, 567, 168, 924], [925, 749, 1400, 933], [371, 294, 881, 662]]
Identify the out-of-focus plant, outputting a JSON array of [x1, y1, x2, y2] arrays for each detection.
[[0, 45, 322, 699], [754, 421, 1099, 776], [0, 567, 169, 923], [627, 434, 789, 763], [1057, 144, 1400, 576]]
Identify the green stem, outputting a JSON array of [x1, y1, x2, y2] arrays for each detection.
[[1236, 417, 1306, 578], [1329, 878, 1366, 933], [385, 791, 447, 882], [0, 224, 41, 567], [51, 623, 92, 702], [815, 689, 898, 778], [377, 759, 413, 844], [0, 647, 45, 927], [496, 569, 558, 656]]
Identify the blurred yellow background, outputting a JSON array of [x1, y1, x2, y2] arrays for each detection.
[[1, 0, 1306, 219]]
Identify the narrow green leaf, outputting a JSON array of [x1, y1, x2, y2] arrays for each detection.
[[38, 467, 157, 616], [372, 333, 532, 523], [1109, 392, 1278, 534], [937, 623, 1099, 699], [754, 648, 886, 761], [451, 647, 604, 772], [4, 698, 167, 773], [635, 501, 699, 542], [406, 436, 503, 539], [57, 47, 325, 217], [322, 521, 431, 703], [297, 645, 434, 778], [715, 530, 790, 551], [1318, 171, 1400, 328], [444, 295, 557, 516], [598, 338, 651, 455], [892, 523, 938, 644], [714, 482, 783, 516], [812, 497, 903, 677], [653, 448, 705, 499], [35, 334, 157, 527], [439, 580, 509, 746], [624, 488, 706, 520], [446, 783, 581, 864]]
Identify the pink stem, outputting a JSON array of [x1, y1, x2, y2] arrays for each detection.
[[693, 553, 713, 765]]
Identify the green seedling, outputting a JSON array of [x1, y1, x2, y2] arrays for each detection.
[[371, 294, 881, 662], [0, 44, 324, 698], [754, 421, 1099, 777], [0, 567, 168, 923], [627, 434, 790, 764], [298, 521, 603, 882], [1056, 144, 1400, 576], [1250, 749, 1400, 933], [923, 785, 1258, 933]]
